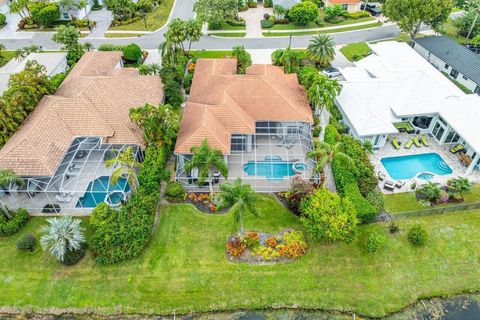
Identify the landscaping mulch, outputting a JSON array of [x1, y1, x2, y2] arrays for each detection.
[[185, 192, 230, 214]]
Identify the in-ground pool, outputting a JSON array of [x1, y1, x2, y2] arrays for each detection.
[[381, 152, 452, 180], [76, 176, 131, 208], [243, 160, 306, 180]]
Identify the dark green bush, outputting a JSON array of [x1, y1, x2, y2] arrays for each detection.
[[31, 2, 60, 27], [61, 243, 87, 266], [0, 13, 6, 25], [366, 230, 387, 253], [226, 19, 246, 26], [98, 43, 125, 51], [50, 72, 67, 91], [324, 124, 339, 145], [136, 0, 154, 12], [16, 233, 35, 252], [312, 126, 322, 138], [331, 153, 357, 194], [208, 21, 222, 30], [183, 72, 193, 92], [344, 183, 378, 223], [261, 19, 274, 28], [408, 224, 428, 246], [0, 209, 30, 237], [122, 43, 142, 63], [163, 80, 184, 108], [344, 11, 370, 19], [389, 222, 399, 234], [165, 181, 186, 202]]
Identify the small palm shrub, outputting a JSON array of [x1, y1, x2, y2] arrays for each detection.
[[366, 230, 387, 253], [40, 217, 86, 263], [165, 181, 186, 202], [408, 224, 428, 246], [389, 222, 399, 234], [16, 233, 36, 252]]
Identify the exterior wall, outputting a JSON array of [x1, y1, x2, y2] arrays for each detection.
[[324, 1, 360, 12], [272, 0, 300, 9], [58, 0, 93, 20], [413, 43, 480, 93]]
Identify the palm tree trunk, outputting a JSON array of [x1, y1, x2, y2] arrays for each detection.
[[188, 39, 192, 52], [0, 200, 11, 220], [467, 13, 479, 43]]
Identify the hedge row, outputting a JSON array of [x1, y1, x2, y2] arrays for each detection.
[[324, 124, 340, 145], [90, 146, 170, 264], [343, 183, 377, 223], [0, 209, 30, 237]]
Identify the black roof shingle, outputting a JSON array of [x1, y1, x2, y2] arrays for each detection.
[[413, 35, 480, 85]]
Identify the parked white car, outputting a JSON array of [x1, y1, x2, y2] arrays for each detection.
[[322, 67, 342, 78]]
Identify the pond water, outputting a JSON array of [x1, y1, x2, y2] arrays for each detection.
[[1, 295, 479, 320]]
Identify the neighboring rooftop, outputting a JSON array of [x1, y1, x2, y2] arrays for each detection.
[[337, 41, 480, 152], [413, 35, 480, 85], [175, 58, 312, 155], [0, 51, 163, 177]]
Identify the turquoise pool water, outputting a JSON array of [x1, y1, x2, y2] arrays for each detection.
[[76, 176, 130, 208], [381, 153, 452, 180], [242, 160, 306, 180]]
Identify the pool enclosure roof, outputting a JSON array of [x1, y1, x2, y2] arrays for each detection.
[[336, 41, 480, 152], [0, 51, 164, 177], [175, 59, 313, 155]]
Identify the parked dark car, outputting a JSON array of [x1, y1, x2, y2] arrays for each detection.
[[361, 3, 382, 16]]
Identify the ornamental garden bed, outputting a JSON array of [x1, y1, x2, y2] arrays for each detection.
[[226, 229, 308, 263], [186, 192, 230, 214]]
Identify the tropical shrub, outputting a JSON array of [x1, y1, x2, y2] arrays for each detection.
[[289, 1, 319, 25], [61, 243, 87, 266], [16, 233, 36, 252], [0, 13, 6, 25], [343, 183, 378, 223], [312, 126, 322, 137], [389, 222, 399, 234], [40, 217, 86, 263], [183, 72, 194, 93], [232, 46, 252, 74], [344, 11, 370, 19], [243, 232, 260, 249], [261, 19, 274, 28], [31, 2, 60, 27], [419, 182, 441, 203], [324, 124, 339, 145], [50, 72, 67, 90], [265, 236, 278, 248], [324, 4, 345, 22], [366, 230, 387, 253], [163, 80, 184, 108], [283, 176, 315, 215], [278, 230, 308, 259], [98, 43, 125, 51], [300, 187, 358, 242], [122, 43, 142, 63], [165, 181, 186, 202], [0, 209, 30, 237], [136, 0, 154, 12], [226, 237, 246, 256], [408, 224, 428, 246], [447, 177, 472, 200], [331, 153, 356, 193], [264, 0, 273, 7]]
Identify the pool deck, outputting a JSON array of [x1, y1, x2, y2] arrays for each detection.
[[372, 133, 480, 194]]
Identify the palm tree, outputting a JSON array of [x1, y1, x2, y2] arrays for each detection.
[[217, 178, 259, 234], [0, 169, 24, 219], [306, 34, 336, 67], [185, 18, 202, 52], [466, 0, 480, 42], [184, 139, 228, 195], [307, 141, 352, 174], [165, 18, 187, 53], [419, 182, 441, 203], [158, 38, 181, 65], [40, 217, 86, 262], [447, 177, 473, 200], [306, 73, 342, 117], [272, 48, 301, 73], [9, 0, 32, 20], [83, 42, 94, 51], [104, 146, 141, 192]]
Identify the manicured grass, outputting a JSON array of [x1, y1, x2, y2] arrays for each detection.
[[191, 50, 233, 59], [262, 22, 382, 37], [0, 51, 16, 68], [109, 0, 175, 31], [104, 33, 145, 38], [211, 32, 246, 37], [339, 42, 372, 62], [1, 196, 480, 318], [442, 18, 468, 44], [209, 22, 246, 30], [264, 16, 374, 30], [384, 184, 480, 214]]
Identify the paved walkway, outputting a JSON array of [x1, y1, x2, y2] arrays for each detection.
[[239, 5, 272, 38], [143, 49, 161, 64], [331, 45, 354, 68], [248, 49, 274, 64], [85, 8, 113, 38]]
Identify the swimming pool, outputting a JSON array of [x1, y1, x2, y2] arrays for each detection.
[[242, 160, 306, 180], [76, 176, 131, 208], [381, 153, 452, 180]]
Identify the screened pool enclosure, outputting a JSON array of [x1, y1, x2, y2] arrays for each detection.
[[0, 137, 143, 214], [176, 121, 317, 192]]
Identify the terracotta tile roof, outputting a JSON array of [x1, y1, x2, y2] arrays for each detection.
[[0, 52, 163, 176], [175, 59, 312, 155]]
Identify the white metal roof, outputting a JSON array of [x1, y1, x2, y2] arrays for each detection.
[[336, 41, 480, 153], [0, 52, 66, 75]]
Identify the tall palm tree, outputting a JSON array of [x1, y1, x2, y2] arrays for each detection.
[[165, 18, 187, 53], [184, 139, 228, 195], [104, 146, 141, 192], [185, 18, 202, 52], [306, 34, 336, 67], [40, 217, 86, 262], [217, 178, 259, 234], [447, 177, 473, 200], [306, 73, 342, 117], [307, 141, 352, 174], [466, 0, 480, 42], [158, 38, 181, 65], [0, 169, 24, 219]]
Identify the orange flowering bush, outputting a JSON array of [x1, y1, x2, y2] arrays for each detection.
[[226, 238, 246, 257], [265, 236, 278, 248]]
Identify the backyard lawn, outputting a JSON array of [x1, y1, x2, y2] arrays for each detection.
[[1, 195, 480, 317], [384, 184, 480, 213], [339, 42, 372, 61], [0, 51, 16, 68], [109, 0, 175, 31], [191, 50, 233, 59]]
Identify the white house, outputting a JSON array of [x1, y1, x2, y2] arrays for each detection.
[[335, 41, 480, 175], [0, 52, 68, 94], [413, 36, 480, 95]]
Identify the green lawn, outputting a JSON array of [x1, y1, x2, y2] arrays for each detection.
[[104, 33, 145, 38], [209, 22, 246, 31], [339, 42, 372, 61], [191, 50, 233, 59], [264, 16, 374, 30], [0, 51, 16, 68], [262, 22, 382, 37], [442, 18, 468, 44], [1, 195, 480, 317], [109, 0, 175, 31], [384, 184, 480, 214], [210, 32, 246, 37]]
